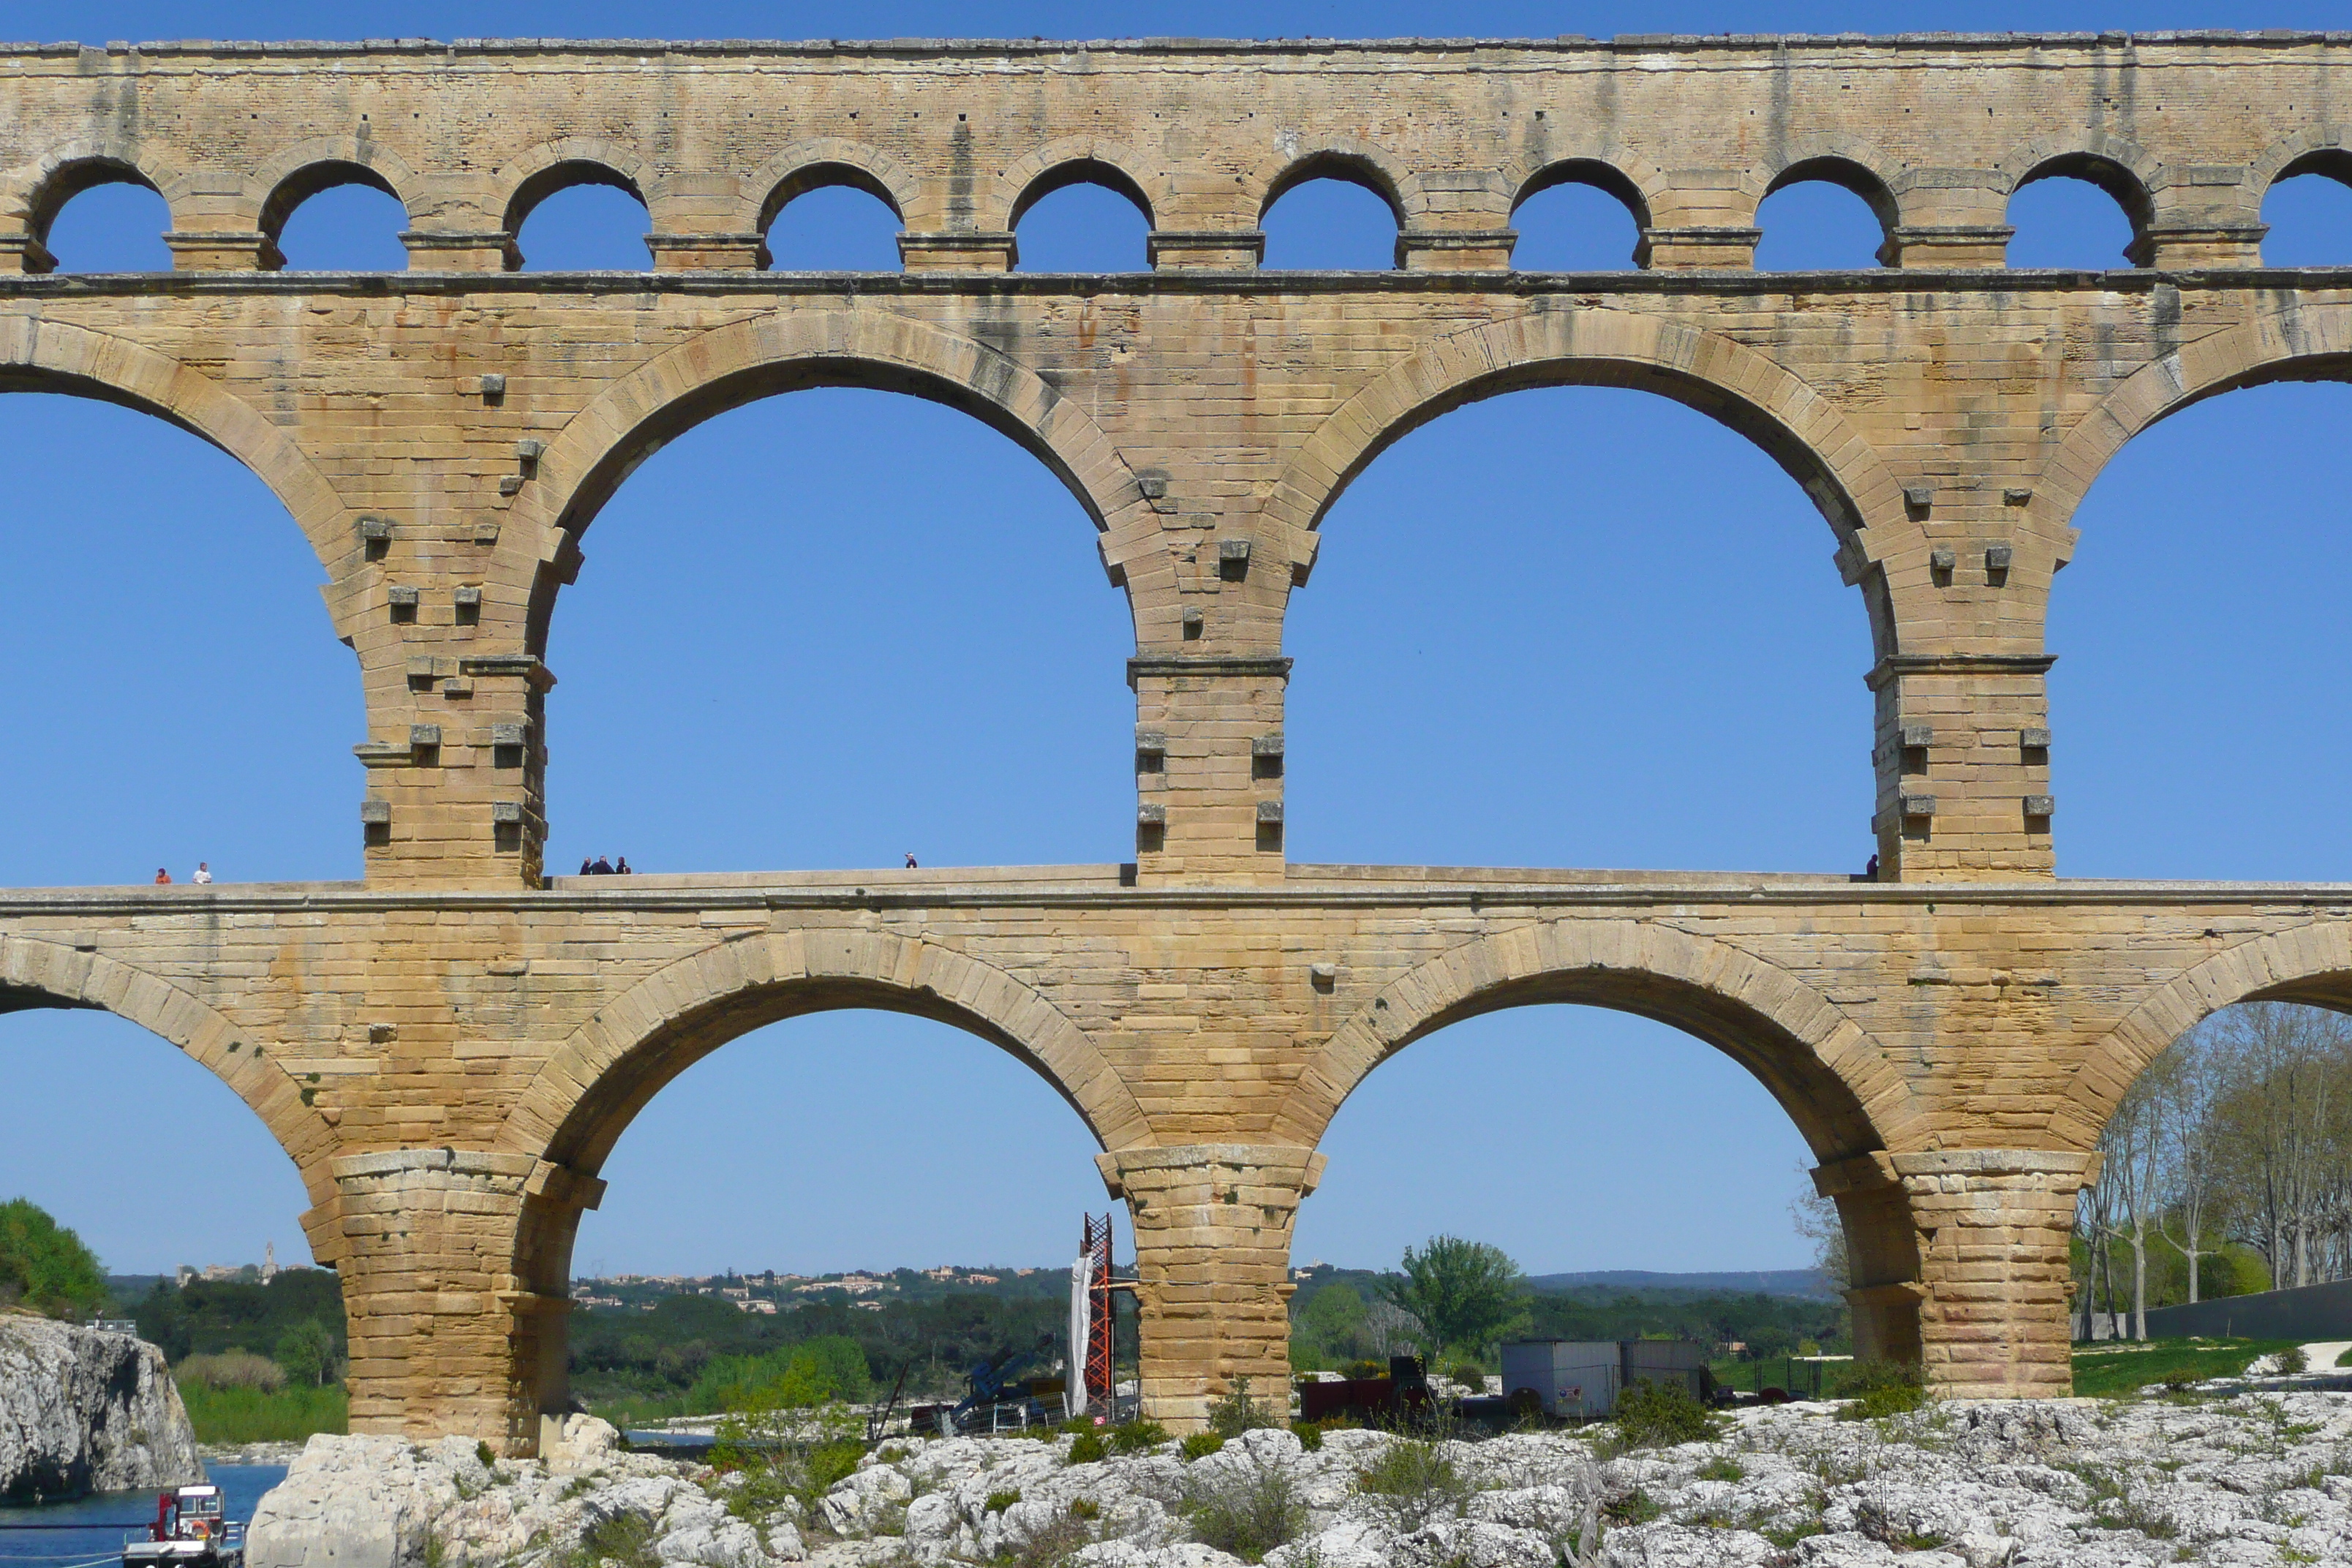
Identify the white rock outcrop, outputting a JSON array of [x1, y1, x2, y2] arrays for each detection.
[[0, 1313, 203, 1502], [242, 1391, 2352, 1568]]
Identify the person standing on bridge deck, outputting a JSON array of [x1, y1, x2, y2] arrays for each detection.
[[905, 852, 919, 869], [615, 856, 631, 875], [154, 867, 170, 884], [591, 855, 613, 875], [192, 862, 212, 885]]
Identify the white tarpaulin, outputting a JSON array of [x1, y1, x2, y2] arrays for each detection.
[[1067, 1251, 1093, 1420]]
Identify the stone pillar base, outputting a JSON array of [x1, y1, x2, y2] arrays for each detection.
[[648, 233, 766, 270], [1885, 225, 2015, 268], [399, 231, 518, 271], [898, 231, 1017, 271], [331, 1149, 540, 1453], [1637, 226, 1760, 269], [1148, 230, 1264, 269], [1817, 1148, 2097, 1398], [1100, 1144, 1326, 1431], [1396, 230, 1517, 271], [165, 230, 279, 271]]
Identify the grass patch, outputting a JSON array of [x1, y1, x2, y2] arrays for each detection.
[[176, 1381, 347, 1443], [1183, 1454, 1305, 1563], [1613, 1379, 1725, 1449], [1832, 1360, 1926, 1422], [2070, 1338, 2300, 1399]]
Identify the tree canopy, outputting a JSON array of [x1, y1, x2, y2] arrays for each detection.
[[1384, 1235, 1531, 1361], [0, 1198, 108, 1318]]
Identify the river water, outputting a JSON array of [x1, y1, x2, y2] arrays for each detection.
[[0, 1467, 284, 1568]]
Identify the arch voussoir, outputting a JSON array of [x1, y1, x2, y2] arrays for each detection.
[[502, 930, 1145, 1172]]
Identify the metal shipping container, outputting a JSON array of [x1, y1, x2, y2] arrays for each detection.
[[1622, 1338, 1711, 1405], [1500, 1341, 1621, 1418]]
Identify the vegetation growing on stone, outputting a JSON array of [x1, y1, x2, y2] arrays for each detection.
[[0, 1198, 108, 1319]]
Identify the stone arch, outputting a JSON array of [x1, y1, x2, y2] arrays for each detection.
[[1262, 306, 1912, 653], [1247, 140, 1420, 225], [2038, 300, 2352, 544], [495, 137, 650, 247], [988, 138, 1164, 233], [749, 137, 921, 232], [500, 929, 1152, 1174], [1997, 135, 2159, 260], [2250, 127, 2352, 196], [0, 933, 337, 1199], [508, 306, 1158, 651], [252, 138, 419, 258], [2, 142, 184, 257], [1509, 155, 1658, 230], [2057, 921, 2352, 1151], [0, 315, 358, 587], [1271, 919, 1918, 1158], [1759, 149, 1903, 255]]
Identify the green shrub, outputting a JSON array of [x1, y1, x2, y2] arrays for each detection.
[[687, 1337, 871, 1413], [2277, 1345, 2310, 1376], [1110, 1419, 1170, 1454], [1696, 1455, 1745, 1482], [1445, 1360, 1486, 1387], [1066, 1431, 1107, 1465], [176, 1350, 287, 1393], [1613, 1379, 1725, 1449], [276, 1319, 339, 1388], [1831, 1360, 1927, 1422], [1352, 1438, 1468, 1528], [1342, 1360, 1387, 1382], [1290, 1420, 1323, 1452], [984, 1489, 1022, 1513], [1206, 1376, 1283, 1438], [1180, 1431, 1225, 1461], [174, 1382, 347, 1444], [1183, 1454, 1305, 1563], [0, 1199, 107, 1319], [1068, 1499, 1100, 1520]]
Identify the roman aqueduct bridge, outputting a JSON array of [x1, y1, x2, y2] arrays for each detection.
[[4, 30, 2352, 1447]]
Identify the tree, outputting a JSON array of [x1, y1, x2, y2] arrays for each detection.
[[0, 1198, 108, 1319], [2092, 1073, 2165, 1340], [1384, 1237, 1529, 1363], [1789, 1166, 1851, 1294], [274, 1317, 338, 1387], [2153, 1029, 2223, 1304]]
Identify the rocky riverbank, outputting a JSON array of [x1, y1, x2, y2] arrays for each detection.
[[0, 1313, 203, 1502], [243, 1384, 2352, 1567]]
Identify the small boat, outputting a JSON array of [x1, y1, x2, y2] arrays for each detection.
[[122, 1485, 243, 1568]]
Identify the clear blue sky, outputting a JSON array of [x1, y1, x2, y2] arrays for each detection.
[[4, 1, 2351, 1284]]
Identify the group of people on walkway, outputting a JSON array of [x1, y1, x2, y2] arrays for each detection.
[[578, 856, 633, 875], [154, 862, 211, 884]]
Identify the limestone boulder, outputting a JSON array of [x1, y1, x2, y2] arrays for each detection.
[[0, 1315, 202, 1502]]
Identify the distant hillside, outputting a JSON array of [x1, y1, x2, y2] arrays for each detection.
[[1527, 1269, 1833, 1299]]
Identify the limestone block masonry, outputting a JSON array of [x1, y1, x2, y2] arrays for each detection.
[[1, 31, 2351, 1445]]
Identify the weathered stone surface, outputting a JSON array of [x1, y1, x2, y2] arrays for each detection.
[[4, 31, 2352, 1446], [249, 1393, 2352, 1567], [0, 1315, 201, 1502]]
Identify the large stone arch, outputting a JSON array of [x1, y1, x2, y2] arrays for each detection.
[[1272, 918, 1918, 1158], [2038, 300, 2352, 544], [2054, 920, 2352, 1151], [501, 928, 1152, 1174], [508, 306, 1161, 651], [0, 933, 337, 1197], [1261, 306, 1913, 655], [0, 316, 357, 586]]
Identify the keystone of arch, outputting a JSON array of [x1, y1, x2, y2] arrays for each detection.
[[1269, 919, 1921, 1158], [1263, 307, 1915, 635], [2052, 919, 2352, 1154], [499, 929, 1154, 1169], [509, 307, 1163, 609], [0, 933, 338, 1200], [0, 314, 358, 594], [2038, 300, 2352, 546]]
